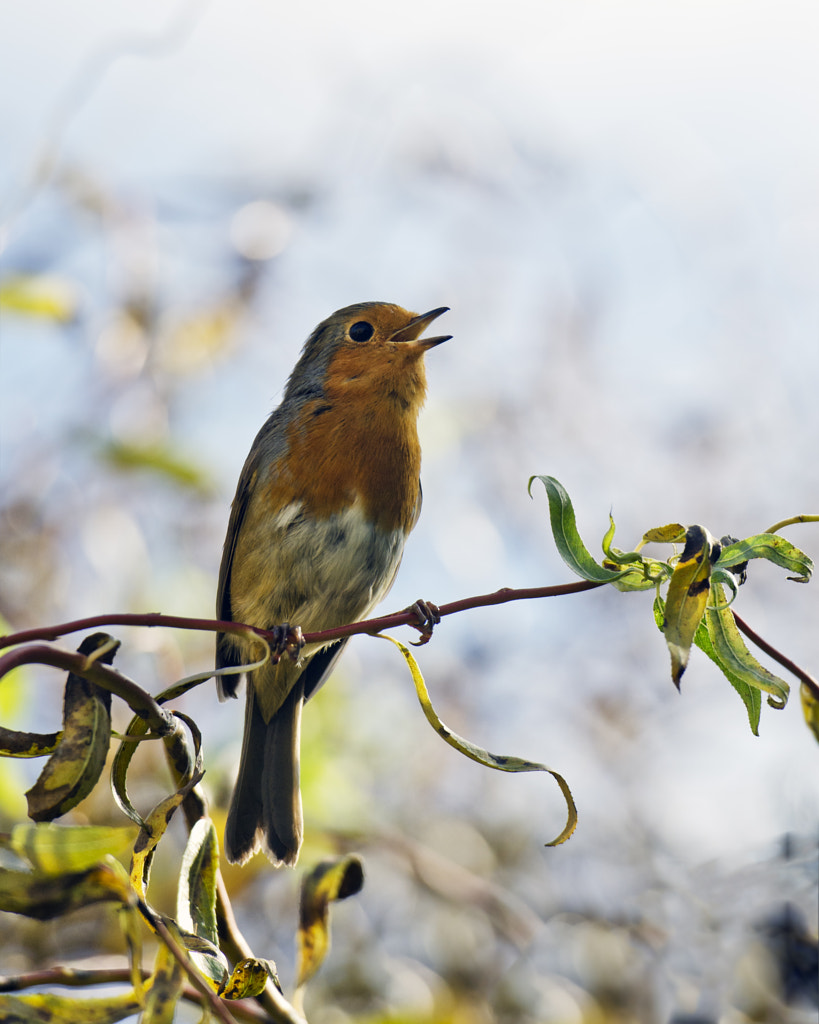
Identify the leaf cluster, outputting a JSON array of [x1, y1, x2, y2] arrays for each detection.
[[531, 475, 818, 738]]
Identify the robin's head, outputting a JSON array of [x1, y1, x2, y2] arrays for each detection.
[[284, 303, 450, 408]]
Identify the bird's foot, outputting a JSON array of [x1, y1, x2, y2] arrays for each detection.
[[406, 599, 441, 646], [268, 623, 305, 664]]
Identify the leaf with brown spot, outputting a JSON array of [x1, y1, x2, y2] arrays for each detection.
[[662, 525, 721, 686], [176, 818, 228, 989], [381, 634, 577, 847], [0, 859, 133, 920], [220, 957, 281, 1000], [25, 634, 118, 821], [130, 769, 204, 901], [141, 923, 185, 1023], [296, 856, 364, 992]]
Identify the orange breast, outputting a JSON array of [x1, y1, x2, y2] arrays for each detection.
[[266, 342, 428, 533]]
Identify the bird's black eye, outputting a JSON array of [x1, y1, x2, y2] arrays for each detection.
[[349, 320, 374, 342]]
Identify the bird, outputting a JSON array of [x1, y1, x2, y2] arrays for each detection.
[[216, 301, 450, 866]]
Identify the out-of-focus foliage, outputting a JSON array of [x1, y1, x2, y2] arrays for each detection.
[[2, 5, 818, 1019], [0, 273, 79, 323]]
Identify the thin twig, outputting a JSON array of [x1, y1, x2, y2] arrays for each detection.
[[764, 513, 819, 534], [733, 611, 819, 700], [0, 613, 260, 651], [0, 965, 147, 993], [146, 908, 239, 1024], [0, 579, 607, 654], [0, 644, 175, 733]]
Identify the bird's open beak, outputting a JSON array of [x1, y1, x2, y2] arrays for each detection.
[[391, 306, 451, 350]]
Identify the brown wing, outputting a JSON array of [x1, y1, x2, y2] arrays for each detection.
[[215, 457, 259, 700]]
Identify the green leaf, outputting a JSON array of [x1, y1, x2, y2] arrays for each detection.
[[110, 724, 149, 829], [176, 818, 227, 989], [656, 597, 763, 735], [296, 856, 364, 992], [705, 583, 790, 710], [100, 439, 212, 493], [529, 476, 625, 583], [9, 823, 137, 874], [717, 534, 813, 583], [661, 525, 720, 685], [177, 818, 219, 945], [112, 703, 200, 832], [602, 515, 672, 591], [380, 633, 577, 847], [25, 634, 117, 821]]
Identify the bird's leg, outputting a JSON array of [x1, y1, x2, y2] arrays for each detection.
[[267, 623, 305, 663], [406, 599, 441, 646]]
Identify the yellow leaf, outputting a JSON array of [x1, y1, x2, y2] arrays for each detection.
[[296, 856, 363, 992], [141, 925, 185, 1024], [799, 682, 819, 744], [221, 957, 280, 1000], [0, 726, 62, 758], [642, 523, 687, 545], [11, 823, 137, 874], [662, 525, 720, 685], [380, 634, 577, 847], [25, 634, 117, 821], [0, 273, 78, 322], [130, 769, 203, 900], [705, 584, 789, 710]]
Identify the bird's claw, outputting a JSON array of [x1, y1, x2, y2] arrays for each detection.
[[269, 623, 305, 663], [407, 599, 441, 646]]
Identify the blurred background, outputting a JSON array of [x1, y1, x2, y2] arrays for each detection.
[[1, 1, 817, 1021]]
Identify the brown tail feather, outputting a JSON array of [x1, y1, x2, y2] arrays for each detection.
[[262, 676, 304, 866], [224, 676, 305, 866]]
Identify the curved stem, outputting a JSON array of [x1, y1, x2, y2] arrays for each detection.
[[764, 513, 819, 534], [733, 611, 819, 700], [0, 645, 174, 733]]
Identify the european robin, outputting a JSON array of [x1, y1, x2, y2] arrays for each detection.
[[216, 302, 450, 865]]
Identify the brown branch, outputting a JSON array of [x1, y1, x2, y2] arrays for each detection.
[[733, 611, 819, 701], [0, 644, 175, 733], [0, 965, 144, 992], [146, 909, 239, 1024], [308, 579, 607, 644], [0, 579, 607, 653], [0, 613, 261, 651], [3, 580, 813, 712]]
